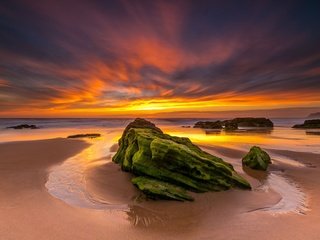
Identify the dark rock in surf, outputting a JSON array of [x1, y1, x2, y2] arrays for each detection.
[[7, 124, 39, 129], [67, 133, 101, 138], [193, 121, 223, 129], [292, 119, 320, 129], [223, 118, 274, 130], [194, 118, 273, 131]]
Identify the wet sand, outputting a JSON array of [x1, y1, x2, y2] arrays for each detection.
[[0, 139, 131, 240], [1, 138, 320, 239]]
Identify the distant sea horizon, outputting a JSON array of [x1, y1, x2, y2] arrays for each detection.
[[0, 117, 308, 129]]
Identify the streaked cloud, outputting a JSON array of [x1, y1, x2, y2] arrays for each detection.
[[0, 0, 320, 117]]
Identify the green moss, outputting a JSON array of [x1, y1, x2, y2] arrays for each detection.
[[242, 146, 271, 171], [132, 176, 194, 201], [113, 118, 251, 201]]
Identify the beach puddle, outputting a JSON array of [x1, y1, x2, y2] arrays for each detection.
[[46, 146, 110, 209], [198, 144, 308, 215], [45, 134, 124, 210]]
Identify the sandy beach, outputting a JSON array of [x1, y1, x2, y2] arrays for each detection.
[[0, 133, 320, 240]]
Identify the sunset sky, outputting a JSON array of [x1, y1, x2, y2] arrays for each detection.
[[0, 0, 320, 117]]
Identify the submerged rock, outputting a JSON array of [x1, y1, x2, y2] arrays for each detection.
[[292, 119, 320, 129], [242, 146, 271, 171], [193, 121, 222, 129], [113, 118, 251, 201], [7, 124, 39, 129], [67, 133, 101, 138]]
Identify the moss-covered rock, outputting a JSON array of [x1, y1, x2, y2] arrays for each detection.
[[113, 118, 251, 201], [292, 119, 320, 129], [242, 146, 271, 171], [132, 176, 194, 201]]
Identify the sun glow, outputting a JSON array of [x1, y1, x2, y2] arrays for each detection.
[[123, 98, 225, 112]]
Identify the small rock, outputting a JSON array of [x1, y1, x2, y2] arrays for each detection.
[[242, 146, 271, 171], [67, 133, 101, 138], [7, 124, 39, 129]]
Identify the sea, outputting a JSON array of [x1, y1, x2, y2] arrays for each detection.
[[0, 117, 309, 131]]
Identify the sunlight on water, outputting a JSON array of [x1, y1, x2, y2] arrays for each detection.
[[164, 126, 320, 154]]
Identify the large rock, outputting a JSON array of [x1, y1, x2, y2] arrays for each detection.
[[292, 119, 320, 129], [223, 118, 274, 130], [193, 121, 222, 129], [193, 118, 273, 131], [224, 120, 238, 131], [242, 146, 271, 171], [113, 118, 251, 201]]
